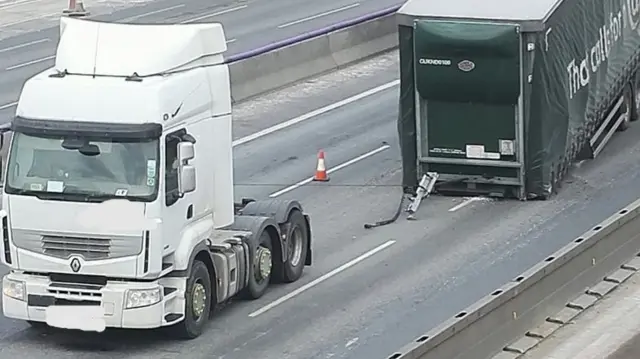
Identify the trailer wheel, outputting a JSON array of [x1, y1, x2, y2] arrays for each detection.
[[243, 230, 273, 299], [172, 260, 212, 339], [281, 210, 309, 283], [617, 85, 633, 131], [633, 76, 640, 121]]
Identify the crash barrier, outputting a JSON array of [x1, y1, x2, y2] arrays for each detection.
[[225, 5, 401, 103], [389, 197, 640, 359]]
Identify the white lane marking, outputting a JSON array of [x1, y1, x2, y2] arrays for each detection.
[[6, 55, 54, 70], [120, 4, 185, 22], [1, 29, 230, 71], [268, 144, 391, 198], [278, 3, 360, 29], [0, 0, 39, 10], [0, 102, 17, 111], [0, 38, 49, 53], [0, 12, 58, 28], [232, 80, 398, 147], [345, 337, 359, 349], [448, 197, 483, 212], [0, 78, 396, 139], [248, 239, 396, 317], [180, 5, 247, 24]]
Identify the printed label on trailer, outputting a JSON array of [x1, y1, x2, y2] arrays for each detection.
[[499, 139, 515, 156], [465, 144, 500, 160], [419, 58, 452, 66]]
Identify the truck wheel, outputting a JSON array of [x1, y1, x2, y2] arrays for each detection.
[[633, 76, 640, 121], [617, 86, 633, 131], [244, 230, 273, 299], [281, 210, 309, 283], [172, 260, 212, 339], [27, 321, 50, 332]]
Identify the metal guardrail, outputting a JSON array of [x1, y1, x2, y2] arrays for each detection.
[[389, 197, 640, 359], [224, 4, 403, 64]]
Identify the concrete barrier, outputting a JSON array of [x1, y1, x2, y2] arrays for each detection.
[[226, 6, 400, 103], [389, 198, 640, 359]]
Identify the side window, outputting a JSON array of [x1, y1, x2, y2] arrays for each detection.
[[164, 132, 181, 206]]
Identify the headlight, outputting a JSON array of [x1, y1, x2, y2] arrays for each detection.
[[125, 288, 162, 309], [3, 278, 25, 301]]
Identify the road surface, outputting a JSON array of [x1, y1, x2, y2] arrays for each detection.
[[2, 4, 640, 359], [0, 0, 403, 116], [0, 49, 639, 358]]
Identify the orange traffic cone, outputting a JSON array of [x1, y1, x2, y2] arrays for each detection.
[[64, 0, 89, 17], [313, 150, 329, 182]]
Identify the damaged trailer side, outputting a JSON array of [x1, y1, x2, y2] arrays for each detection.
[[397, 0, 640, 200]]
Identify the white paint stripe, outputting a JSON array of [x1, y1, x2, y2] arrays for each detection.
[[232, 80, 398, 147], [448, 197, 483, 212], [278, 3, 360, 29], [0, 78, 396, 140], [268, 144, 390, 198], [0, 102, 17, 111], [0, 0, 39, 10], [0, 12, 58, 28], [6, 55, 54, 70], [248, 239, 396, 318], [0, 38, 49, 53], [1, 18, 229, 71], [180, 5, 247, 24], [120, 4, 185, 22]]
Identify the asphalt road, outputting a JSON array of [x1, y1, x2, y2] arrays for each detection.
[[609, 333, 640, 359], [0, 48, 638, 359], [2, 3, 640, 359], [0, 0, 402, 118]]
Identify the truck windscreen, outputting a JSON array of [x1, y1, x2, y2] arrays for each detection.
[[4, 132, 160, 202]]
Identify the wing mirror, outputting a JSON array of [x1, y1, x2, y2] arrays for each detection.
[[177, 142, 195, 194]]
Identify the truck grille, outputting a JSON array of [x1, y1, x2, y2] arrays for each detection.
[[11, 229, 143, 260], [42, 235, 111, 260]]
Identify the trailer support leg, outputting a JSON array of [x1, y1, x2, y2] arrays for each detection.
[[406, 172, 439, 220]]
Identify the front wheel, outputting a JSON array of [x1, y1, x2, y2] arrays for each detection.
[[171, 260, 212, 339], [26, 320, 50, 332]]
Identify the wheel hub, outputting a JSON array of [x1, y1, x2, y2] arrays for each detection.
[[256, 246, 272, 281], [192, 282, 207, 318], [288, 227, 303, 267]]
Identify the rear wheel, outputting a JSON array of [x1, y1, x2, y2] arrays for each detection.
[[171, 260, 212, 339], [243, 230, 274, 299], [617, 85, 633, 131], [633, 75, 640, 121], [281, 210, 309, 283]]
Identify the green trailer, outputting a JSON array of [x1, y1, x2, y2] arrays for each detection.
[[397, 0, 640, 201]]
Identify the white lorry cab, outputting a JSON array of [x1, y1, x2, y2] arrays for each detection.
[[0, 17, 312, 339]]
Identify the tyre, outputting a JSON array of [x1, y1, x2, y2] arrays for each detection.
[[633, 75, 640, 121], [617, 85, 633, 131], [171, 260, 212, 339], [243, 230, 273, 299], [27, 320, 50, 332], [281, 210, 309, 283]]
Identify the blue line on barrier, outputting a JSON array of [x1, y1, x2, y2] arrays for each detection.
[[224, 4, 403, 64]]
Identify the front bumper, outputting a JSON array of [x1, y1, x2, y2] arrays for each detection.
[[2, 272, 185, 330]]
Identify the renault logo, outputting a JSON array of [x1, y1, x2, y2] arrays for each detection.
[[70, 257, 82, 273]]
